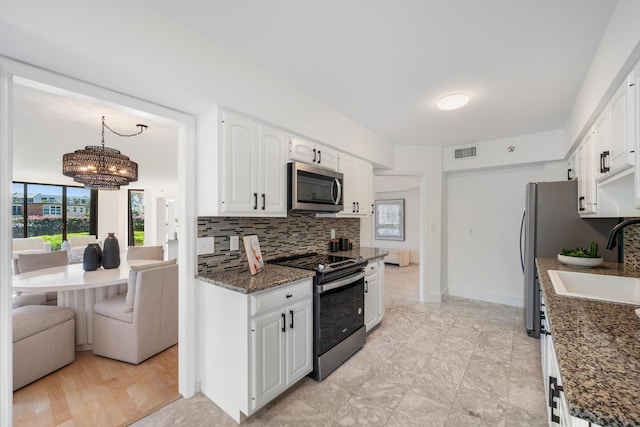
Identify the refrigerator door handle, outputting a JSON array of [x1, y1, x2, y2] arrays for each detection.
[[520, 210, 526, 272]]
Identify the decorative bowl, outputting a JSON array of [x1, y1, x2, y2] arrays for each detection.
[[557, 254, 603, 268]]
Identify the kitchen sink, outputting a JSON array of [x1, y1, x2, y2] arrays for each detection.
[[547, 270, 640, 305]]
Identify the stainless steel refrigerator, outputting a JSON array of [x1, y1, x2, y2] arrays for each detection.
[[521, 180, 620, 338]]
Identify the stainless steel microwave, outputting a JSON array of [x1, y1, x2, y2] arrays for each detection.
[[288, 162, 344, 212]]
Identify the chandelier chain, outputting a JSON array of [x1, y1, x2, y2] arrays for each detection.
[[101, 116, 147, 146]]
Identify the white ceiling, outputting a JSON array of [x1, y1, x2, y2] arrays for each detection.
[[11, 0, 619, 191], [138, 0, 617, 147]]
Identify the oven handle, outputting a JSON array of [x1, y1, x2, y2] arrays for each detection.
[[317, 271, 365, 294]]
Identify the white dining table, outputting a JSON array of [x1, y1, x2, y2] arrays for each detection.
[[13, 258, 161, 351]]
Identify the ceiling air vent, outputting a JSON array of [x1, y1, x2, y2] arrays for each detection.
[[454, 146, 477, 159]]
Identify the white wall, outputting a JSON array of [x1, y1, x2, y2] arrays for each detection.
[[0, 0, 394, 169], [565, 0, 640, 152], [374, 189, 420, 263], [443, 129, 565, 172], [445, 161, 565, 306]]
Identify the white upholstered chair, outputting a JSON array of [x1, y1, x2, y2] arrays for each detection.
[[92, 260, 178, 364], [126, 245, 165, 260], [68, 235, 99, 257], [13, 251, 69, 307], [12, 237, 51, 259]]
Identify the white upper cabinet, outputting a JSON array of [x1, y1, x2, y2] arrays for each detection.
[[289, 136, 339, 171], [338, 152, 372, 217], [577, 132, 597, 215], [608, 75, 634, 174], [594, 74, 635, 181], [220, 110, 287, 217]]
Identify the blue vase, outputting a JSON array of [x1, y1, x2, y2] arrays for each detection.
[[83, 243, 102, 271], [102, 233, 120, 269]]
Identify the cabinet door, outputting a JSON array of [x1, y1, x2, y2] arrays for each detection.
[[258, 124, 287, 214], [251, 310, 286, 409], [593, 113, 608, 181], [289, 137, 339, 170], [339, 153, 372, 216], [317, 146, 339, 170], [608, 77, 633, 174], [285, 299, 313, 385], [339, 154, 356, 214], [353, 158, 372, 216], [577, 133, 596, 215], [289, 137, 317, 164], [221, 112, 258, 214], [364, 272, 378, 332], [377, 260, 385, 320]]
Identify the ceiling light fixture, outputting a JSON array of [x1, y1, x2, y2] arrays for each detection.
[[62, 116, 146, 190], [436, 93, 470, 111]]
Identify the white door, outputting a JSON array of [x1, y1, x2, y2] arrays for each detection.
[[339, 154, 355, 214]]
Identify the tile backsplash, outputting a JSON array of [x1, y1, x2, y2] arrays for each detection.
[[197, 213, 360, 274], [623, 222, 640, 270]]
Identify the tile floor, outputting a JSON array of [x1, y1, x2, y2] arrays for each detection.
[[132, 264, 547, 426]]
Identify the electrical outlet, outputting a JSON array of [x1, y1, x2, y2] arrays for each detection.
[[198, 237, 215, 255], [230, 236, 239, 251], [331, 229, 336, 239]]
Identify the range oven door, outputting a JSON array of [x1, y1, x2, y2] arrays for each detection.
[[315, 271, 365, 355]]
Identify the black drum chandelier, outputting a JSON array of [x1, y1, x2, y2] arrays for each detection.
[[62, 116, 146, 190]]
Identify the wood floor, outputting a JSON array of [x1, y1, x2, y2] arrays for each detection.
[[13, 345, 179, 427]]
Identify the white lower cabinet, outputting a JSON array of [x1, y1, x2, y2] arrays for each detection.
[[540, 292, 603, 427], [200, 278, 313, 423], [251, 298, 312, 410], [364, 260, 385, 332]]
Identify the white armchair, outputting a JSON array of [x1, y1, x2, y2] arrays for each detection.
[[92, 260, 178, 364], [13, 251, 69, 307], [68, 235, 100, 257], [12, 237, 51, 259]]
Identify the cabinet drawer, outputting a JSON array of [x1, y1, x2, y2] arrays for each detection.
[[365, 262, 378, 278], [251, 279, 311, 316]]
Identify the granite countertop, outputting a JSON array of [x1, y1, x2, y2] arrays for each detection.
[[198, 264, 315, 294], [197, 247, 386, 294], [536, 258, 640, 427], [323, 246, 389, 261]]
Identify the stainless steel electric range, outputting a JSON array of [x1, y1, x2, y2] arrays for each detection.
[[268, 252, 367, 380]]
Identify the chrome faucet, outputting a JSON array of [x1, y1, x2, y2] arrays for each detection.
[[606, 218, 640, 249]]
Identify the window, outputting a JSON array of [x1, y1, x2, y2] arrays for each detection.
[[43, 205, 62, 216], [128, 189, 145, 246], [375, 199, 405, 241], [12, 182, 98, 250]]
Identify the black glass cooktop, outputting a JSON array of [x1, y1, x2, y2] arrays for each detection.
[[268, 252, 352, 271]]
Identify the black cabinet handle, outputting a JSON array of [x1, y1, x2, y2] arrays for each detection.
[[549, 376, 563, 423], [281, 313, 286, 333], [600, 152, 605, 173], [365, 280, 368, 293], [567, 168, 572, 181], [289, 310, 294, 329], [578, 196, 585, 212], [261, 193, 266, 210], [313, 148, 317, 163], [286, 294, 292, 298], [318, 150, 321, 163], [352, 202, 356, 213], [356, 202, 359, 213], [371, 203, 374, 214], [253, 193, 258, 210]]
